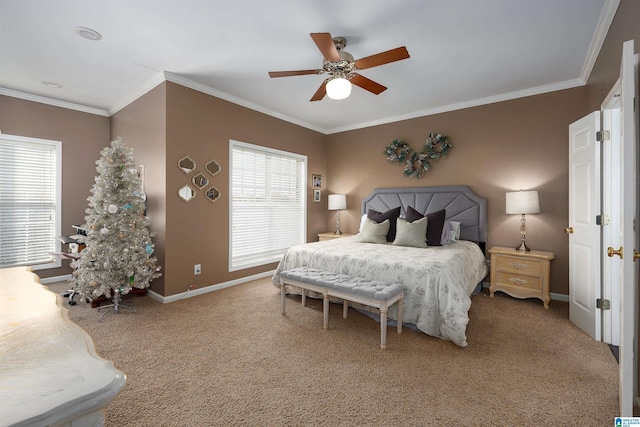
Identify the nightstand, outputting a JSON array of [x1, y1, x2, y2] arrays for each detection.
[[317, 232, 354, 241], [488, 246, 555, 308]]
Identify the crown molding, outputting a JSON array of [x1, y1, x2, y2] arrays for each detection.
[[579, 0, 621, 83], [107, 72, 166, 116], [326, 78, 585, 134], [0, 87, 108, 116], [161, 72, 325, 133]]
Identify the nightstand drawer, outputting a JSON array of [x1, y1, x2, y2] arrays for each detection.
[[494, 271, 543, 292], [494, 255, 544, 276]]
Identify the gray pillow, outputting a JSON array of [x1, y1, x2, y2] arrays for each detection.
[[392, 217, 428, 248], [356, 218, 390, 244]]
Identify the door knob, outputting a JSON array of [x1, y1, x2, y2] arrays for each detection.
[[607, 246, 623, 259], [634, 250, 640, 262], [564, 227, 574, 234]]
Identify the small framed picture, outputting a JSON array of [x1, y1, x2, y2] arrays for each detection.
[[313, 189, 321, 202], [312, 174, 322, 188]]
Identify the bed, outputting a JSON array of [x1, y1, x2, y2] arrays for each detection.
[[272, 185, 488, 347]]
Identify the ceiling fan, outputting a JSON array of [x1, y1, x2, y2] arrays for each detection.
[[268, 32, 410, 101]]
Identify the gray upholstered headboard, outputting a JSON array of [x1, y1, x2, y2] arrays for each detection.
[[361, 186, 488, 245]]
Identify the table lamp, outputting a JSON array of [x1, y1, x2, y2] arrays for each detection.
[[506, 190, 540, 252], [328, 194, 347, 235]]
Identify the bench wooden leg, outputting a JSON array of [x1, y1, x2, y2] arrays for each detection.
[[301, 289, 306, 306], [343, 300, 348, 319], [397, 294, 403, 334], [380, 305, 388, 349], [280, 280, 286, 315], [323, 290, 329, 329]]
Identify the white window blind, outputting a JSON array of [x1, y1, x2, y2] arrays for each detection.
[[0, 134, 61, 270], [229, 140, 306, 271]]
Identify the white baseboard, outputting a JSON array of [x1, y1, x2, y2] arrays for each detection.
[[549, 292, 569, 302], [482, 282, 569, 302], [39, 274, 72, 284], [148, 270, 276, 303]]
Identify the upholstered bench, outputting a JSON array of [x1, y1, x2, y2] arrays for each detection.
[[279, 267, 404, 349]]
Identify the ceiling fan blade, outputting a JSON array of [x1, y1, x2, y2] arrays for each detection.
[[269, 69, 322, 78], [310, 33, 340, 61], [355, 46, 410, 70], [350, 74, 387, 95], [310, 80, 328, 101]]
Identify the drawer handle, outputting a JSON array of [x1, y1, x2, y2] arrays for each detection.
[[509, 277, 528, 285], [510, 262, 527, 269]]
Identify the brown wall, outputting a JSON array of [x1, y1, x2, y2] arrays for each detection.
[[110, 83, 167, 294], [326, 87, 588, 295], [0, 95, 109, 279], [162, 82, 326, 297]]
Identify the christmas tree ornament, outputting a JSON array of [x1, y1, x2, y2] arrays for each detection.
[[101, 227, 109, 234], [108, 204, 118, 213]]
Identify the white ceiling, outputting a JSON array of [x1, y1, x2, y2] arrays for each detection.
[[0, 0, 617, 134]]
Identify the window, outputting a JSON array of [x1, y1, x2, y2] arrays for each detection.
[[0, 133, 61, 270], [229, 140, 306, 271]]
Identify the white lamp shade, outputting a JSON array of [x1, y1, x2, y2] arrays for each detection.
[[326, 77, 352, 100], [328, 194, 347, 210], [506, 190, 540, 214]]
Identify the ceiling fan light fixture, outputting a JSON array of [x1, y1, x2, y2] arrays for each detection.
[[326, 77, 351, 100]]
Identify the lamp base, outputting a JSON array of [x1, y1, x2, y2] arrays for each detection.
[[516, 241, 531, 252], [334, 210, 342, 235]]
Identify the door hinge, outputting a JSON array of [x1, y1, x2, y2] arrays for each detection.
[[596, 298, 611, 310], [596, 130, 610, 142], [596, 214, 610, 226]]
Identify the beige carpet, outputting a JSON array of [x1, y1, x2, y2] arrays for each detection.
[[47, 278, 618, 426]]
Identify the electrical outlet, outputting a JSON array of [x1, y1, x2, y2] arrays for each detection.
[[194, 264, 201, 275]]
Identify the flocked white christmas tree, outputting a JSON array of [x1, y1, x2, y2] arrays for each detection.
[[71, 137, 161, 316]]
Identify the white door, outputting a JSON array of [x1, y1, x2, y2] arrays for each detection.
[[601, 86, 622, 347], [613, 39, 636, 418], [568, 111, 601, 340]]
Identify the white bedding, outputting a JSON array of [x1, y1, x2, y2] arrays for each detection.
[[272, 236, 488, 347]]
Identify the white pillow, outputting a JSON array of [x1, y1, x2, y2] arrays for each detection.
[[449, 221, 461, 241], [359, 214, 367, 233], [392, 217, 428, 248], [441, 220, 453, 244], [356, 218, 390, 244]]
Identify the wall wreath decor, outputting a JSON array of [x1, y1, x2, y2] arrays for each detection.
[[384, 133, 452, 178]]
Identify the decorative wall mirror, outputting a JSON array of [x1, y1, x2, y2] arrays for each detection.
[[178, 184, 196, 202], [192, 172, 208, 189], [205, 159, 221, 177], [178, 156, 196, 174], [205, 186, 221, 203]]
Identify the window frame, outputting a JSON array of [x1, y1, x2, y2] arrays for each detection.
[[228, 139, 307, 272], [0, 133, 62, 270]]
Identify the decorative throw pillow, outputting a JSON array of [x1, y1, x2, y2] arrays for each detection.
[[441, 220, 453, 244], [392, 217, 428, 248], [449, 221, 461, 241], [358, 214, 367, 233], [356, 218, 390, 244], [367, 207, 401, 242], [406, 207, 446, 246]]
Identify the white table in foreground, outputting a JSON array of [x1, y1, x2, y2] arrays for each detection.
[[0, 267, 125, 427]]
